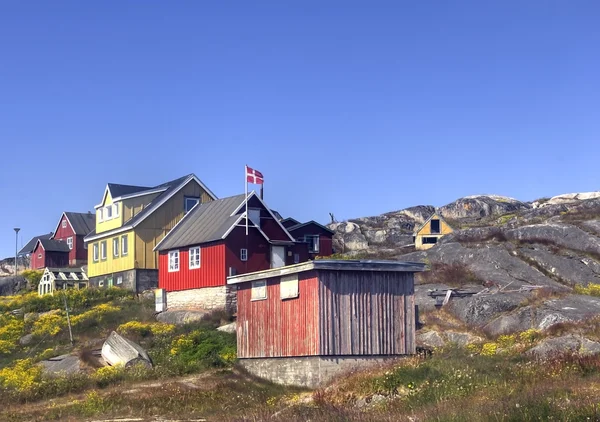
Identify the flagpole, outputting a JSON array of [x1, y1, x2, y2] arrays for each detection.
[[245, 165, 248, 236]]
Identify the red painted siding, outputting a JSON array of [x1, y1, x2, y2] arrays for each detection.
[[287, 224, 334, 258], [226, 226, 271, 275], [246, 196, 291, 242], [30, 243, 45, 269], [158, 243, 226, 292], [53, 215, 88, 265], [30, 243, 69, 269], [288, 243, 310, 266], [236, 271, 320, 358]]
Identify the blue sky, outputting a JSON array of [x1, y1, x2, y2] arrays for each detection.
[[0, 1, 599, 259]]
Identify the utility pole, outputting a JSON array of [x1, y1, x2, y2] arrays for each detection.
[[13, 228, 20, 275], [63, 293, 74, 346]]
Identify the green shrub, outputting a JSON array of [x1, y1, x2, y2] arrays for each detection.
[[21, 270, 43, 290], [168, 329, 236, 370]]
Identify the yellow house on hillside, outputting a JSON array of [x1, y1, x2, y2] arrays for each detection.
[[83, 174, 217, 292], [413, 213, 453, 250]]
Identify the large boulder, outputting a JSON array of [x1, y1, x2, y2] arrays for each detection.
[[540, 192, 600, 207], [328, 222, 369, 252], [217, 322, 236, 334], [101, 331, 152, 368], [505, 223, 600, 257], [438, 195, 529, 221], [527, 335, 600, 359], [39, 354, 83, 376], [156, 309, 208, 325], [0, 275, 27, 296]]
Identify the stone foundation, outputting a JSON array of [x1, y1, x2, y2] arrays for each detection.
[[239, 355, 404, 388], [89, 269, 158, 293], [166, 286, 237, 312]]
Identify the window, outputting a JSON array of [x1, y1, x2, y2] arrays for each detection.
[[251, 280, 267, 301], [184, 197, 200, 213], [62, 219, 67, 228], [423, 237, 438, 244], [113, 203, 119, 218], [116, 276, 123, 285], [240, 248, 248, 261], [100, 241, 107, 260], [430, 219, 441, 234], [248, 208, 261, 226], [106, 205, 113, 219], [38, 253, 42, 259], [189, 247, 201, 269], [280, 274, 299, 299], [121, 235, 128, 256], [113, 238, 119, 257], [67, 237, 73, 250], [168, 250, 180, 272], [304, 235, 320, 253], [98, 208, 103, 222], [294, 253, 300, 264], [93, 243, 99, 261], [99, 280, 104, 287]]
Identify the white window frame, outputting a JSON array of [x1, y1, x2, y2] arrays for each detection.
[[280, 274, 299, 300], [305, 235, 320, 253], [100, 241, 107, 260], [121, 235, 128, 256], [98, 208, 104, 222], [93, 243, 99, 262], [113, 238, 119, 257], [113, 203, 119, 218], [67, 237, 73, 250], [168, 250, 180, 272], [189, 247, 201, 269], [38, 253, 42, 260], [106, 205, 113, 219], [184, 197, 199, 213], [251, 280, 267, 301], [240, 248, 248, 262], [62, 219, 67, 228], [294, 253, 300, 264], [116, 275, 123, 285]]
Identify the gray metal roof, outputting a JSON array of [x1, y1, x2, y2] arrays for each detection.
[[38, 239, 71, 252], [107, 183, 151, 198], [227, 259, 427, 284], [65, 212, 95, 235], [286, 220, 335, 235], [155, 194, 247, 251], [19, 233, 54, 255]]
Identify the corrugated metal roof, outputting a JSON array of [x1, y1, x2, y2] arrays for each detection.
[[286, 220, 335, 235], [107, 183, 151, 198], [156, 194, 247, 251], [39, 239, 71, 252], [19, 233, 53, 255], [65, 212, 95, 235]]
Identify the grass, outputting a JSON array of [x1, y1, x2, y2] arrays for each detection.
[[417, 262, 484, 288]]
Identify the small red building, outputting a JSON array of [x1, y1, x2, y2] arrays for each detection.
[[154, 192, 297, 311], [284, 220, 335, 259], [51, 212, 95, 266], [30, 239, 71, 269], [227, 259, 425, 387]]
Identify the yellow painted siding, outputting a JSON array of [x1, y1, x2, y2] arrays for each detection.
[[87, 230, 135, 277], [416, 214, 453, 236], [96, 192, 124, 234], [122, 192, 161, 222], [134, 181, 212, 269]]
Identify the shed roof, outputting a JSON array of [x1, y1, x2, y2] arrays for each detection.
[[37, 239, 71, 253], [19, 233, 53, 255], [286, 220, 335, 235], [107, 183, 152, 198], [227, 259, 426, 284], [155, 193, 248, 251]]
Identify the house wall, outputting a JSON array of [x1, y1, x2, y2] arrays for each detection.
[[288, 225, 334, 257], [45, 251, 69, 269], [122, 192, 161, 222], [416, 215, 453, 236], [165, 285, 237, 311], [288, 243, 310, 266], [225, 226, 271, 276], [318, 270, 416, 355], [158, 243, 226, 292], [88, 268, 158, 293], [53, 215, 89, 265], [87, 230, 135, 277], [96, 192, 123, 234], [134, 180, 212, 270], [30, 245, 45, 269], [246, 196, 291, 242], [236, 270, 320, 358]]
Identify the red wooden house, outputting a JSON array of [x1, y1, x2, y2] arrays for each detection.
[[51, 212, 95, 266], [30, 239, 71, 269], [227, 259, 425, 387], [282, 219, 335, 259], [154, 192, 297, 311]]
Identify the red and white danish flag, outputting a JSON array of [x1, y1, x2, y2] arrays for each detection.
[[246, 165, 264, 184]]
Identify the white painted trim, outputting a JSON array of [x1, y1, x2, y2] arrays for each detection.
[[95, 185, 112, 209], [189, 246, 201, 269], [168, 250, 180, 272]]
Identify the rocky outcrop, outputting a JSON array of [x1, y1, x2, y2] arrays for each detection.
[[537, 192, 600, 208], [527, 335, 600, 359], [217, 322, 236, 334], [505, 223, 600, 257], [439, 195, 529, 220], [416, 330, 482, 348], [0, 275, 27, 296], [39, 354, 84, 376]]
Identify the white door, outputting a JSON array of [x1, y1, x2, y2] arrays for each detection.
[[271, 246, 286, 268]]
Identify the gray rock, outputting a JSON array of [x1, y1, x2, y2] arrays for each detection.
[[39, 354, 83, 376], [439, 195, 530, 221], [24, 312, 39, 322], [414, 283, 452, 313], [582, 221, 600, 236], [19, 333, 34, 346], [101, 331, 152, 368], [0, 275, 27, 296], [447, 292, 526, 327], [416, 331, 445, 348], [505, 223, 600, 257], [328, 222, 369, 252], [217, 322, 236, 334], [156, 309, 208, 325], [526, 335, 600, 359], [445, 331, 483, 346], [140, 290, 155, 301]]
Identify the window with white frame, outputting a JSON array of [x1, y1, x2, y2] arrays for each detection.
[[98, 208, 104, 222], [62, 219, 67, 228], [189, 247, 201, 269], [168, 250, 180, 272], [116, 276, 123, 285], [251, 280, 267, 300], [240, 248, 248, 261], [304, 235, 320, 253], [184, 197, 200, 213], [113, 203, 119, 217], [99, 280, 104, 287], [93, 243, 99, 261], [38, 253, 42, 259], [280, 274, 299, 299], [121, 235, 128, 256], [113, 238, 119, 257], [100, 241, 107, 260], [294, 253, 300, 264], [106, 205, 113, 219], [67, 237, 73, 250]]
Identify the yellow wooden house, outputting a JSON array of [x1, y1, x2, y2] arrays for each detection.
[[413, 213, 453, 250], [83, 174, 217, 292]]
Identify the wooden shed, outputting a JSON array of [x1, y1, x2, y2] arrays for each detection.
[[227, 259, 425, 387]]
